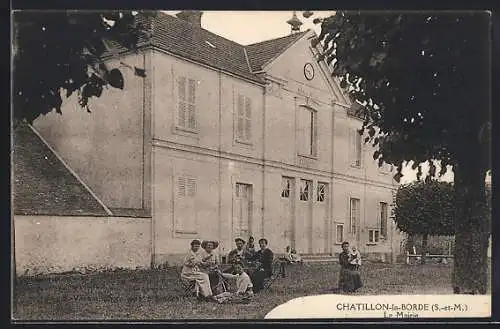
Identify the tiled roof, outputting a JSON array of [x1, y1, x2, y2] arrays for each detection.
[[107, 13, 307, 84], [245, 31, 308, 72], [147, 12, 263, 83], [12, 124, 109, 216]]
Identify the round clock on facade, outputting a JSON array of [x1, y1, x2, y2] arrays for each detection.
[[304, 62, 315, 80]]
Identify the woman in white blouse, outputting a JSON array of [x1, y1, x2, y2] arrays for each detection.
[[181, 239, 213, 300], [200, 240, 220, 292]]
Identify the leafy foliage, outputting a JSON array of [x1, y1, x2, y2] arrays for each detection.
[[13, 10, 157, 124], [393, 180, 455, 237], [314, 12, 490, 182], [314, 11, 491, 293]]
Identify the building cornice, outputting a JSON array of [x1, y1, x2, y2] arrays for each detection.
[[152, 138, 396, 190]]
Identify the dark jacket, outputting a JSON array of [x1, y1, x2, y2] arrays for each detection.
[[227, 248, 245, 264], [252, 248, 274, 276], [339, 251, 356, 270]]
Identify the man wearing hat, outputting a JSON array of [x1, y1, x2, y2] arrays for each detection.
[[227, 238, 247, 265]]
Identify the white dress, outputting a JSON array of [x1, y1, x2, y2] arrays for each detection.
[[181, 249, 213, 297]]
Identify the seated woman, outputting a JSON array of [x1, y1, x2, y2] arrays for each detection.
[[290, 249, 303, 264], [338, 241, 363, 293], [181, 239, 214, 301], [284, 246, 303, 264], [214, 262, 254, 304], [200, 240, 221, 293]]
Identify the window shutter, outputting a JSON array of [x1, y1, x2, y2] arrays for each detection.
[[245, 97, 252, 141], [175, 175, 197, 234], [178, 176, 186, 197], [356, 132, 362, 166], [187, 178, 196, 197], [237, 94, 244, 140], [349, 129, 354, 165], [178, 77, 186, 128], [312, 111, 317, 156], [188, 79, 196, 129]]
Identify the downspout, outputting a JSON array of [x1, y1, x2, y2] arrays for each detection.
[[261, 82, 266, 238], [147, 19, 156, 270], [145, 50, 155, 269], [362, 136, 367, 251], [330, 101, 336, 255], [218, 70, 223, 260]]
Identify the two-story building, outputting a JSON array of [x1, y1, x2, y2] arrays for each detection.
[[15, 11, 402, 273]]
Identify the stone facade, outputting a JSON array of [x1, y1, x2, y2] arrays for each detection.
[[26, 14, 403, 270]]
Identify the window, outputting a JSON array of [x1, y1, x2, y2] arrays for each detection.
[[297, 106, 317, 157], [368, 229, 380, 244], [177, 76, 197, 130], [236, 94, 252, 142], [235, 183, 252, 239], [379, 161, 394, 173], [178, 176, 196, 198], [299, 179, 312, 201], [175, 176, 197, 234], [350, 128, 362, 167], [380, 202, 388, 239], [349, 198, 360, 234], [281, 177, 293, 198], [317, 182, 327, 202], [335, 224, 344, 244]]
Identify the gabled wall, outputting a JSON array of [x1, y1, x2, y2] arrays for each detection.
[[33, 52, 150, 210]]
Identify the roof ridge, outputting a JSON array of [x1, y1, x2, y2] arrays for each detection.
[[245, 29, 309, 47], [157, 12, 246, 47]]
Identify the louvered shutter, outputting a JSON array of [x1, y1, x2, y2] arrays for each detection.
[[245, 97, 252, 141], [178, 77, 186, 128], [187, 79, 196, 129], [237, 94, 244, 140]]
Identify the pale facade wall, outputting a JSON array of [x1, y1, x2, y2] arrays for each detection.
[[151, 49, 264, 159], [32, 53, 149, 209], [14, 215, 151, 276], [152, 145, 266, 265], [22, 33, 401, 270], [149, 35, 399, 263]]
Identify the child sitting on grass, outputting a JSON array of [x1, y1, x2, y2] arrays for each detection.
[[213, 262, 254, 304]]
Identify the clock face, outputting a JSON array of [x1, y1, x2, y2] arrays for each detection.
[[304, 63, 315, 81]]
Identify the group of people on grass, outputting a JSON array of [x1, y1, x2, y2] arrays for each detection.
[[180, 237, 276, 303], [181, 238, 363, 303]]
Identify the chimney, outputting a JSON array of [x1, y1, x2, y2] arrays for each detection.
[[176, 11, 203, 27]]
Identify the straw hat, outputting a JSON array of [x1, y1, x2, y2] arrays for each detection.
[[201, 240, 219, 250]]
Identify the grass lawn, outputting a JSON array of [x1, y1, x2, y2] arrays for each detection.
[[12, 262, 491, 320]]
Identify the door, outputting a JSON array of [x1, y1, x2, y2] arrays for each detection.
[[280, 176, 295, 251], [233, 183, 252, 241], [313, 181, 329, 254], [296, 179, 312, 254]]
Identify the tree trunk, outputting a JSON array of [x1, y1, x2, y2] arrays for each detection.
[[421, 233, 428, 264], [452, 165, 490, 294]]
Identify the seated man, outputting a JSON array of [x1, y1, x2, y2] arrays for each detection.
[[227, 238, 247, 263], [224, 238, 248, 274], [213, 262, 254, 304], [249, 238, 274, 293]]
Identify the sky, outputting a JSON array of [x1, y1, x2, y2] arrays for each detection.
[[164, 11, 334, 45], [165, 11, 457, 184]]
